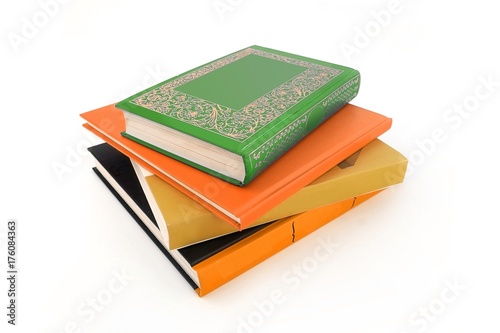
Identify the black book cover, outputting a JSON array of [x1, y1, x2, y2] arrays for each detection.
[[88, 143, 158, 228], [89, 143, 272, 288], [92, 166, 198, 290]]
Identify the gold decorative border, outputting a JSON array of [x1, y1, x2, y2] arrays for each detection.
[[130, 48, 342, 142]]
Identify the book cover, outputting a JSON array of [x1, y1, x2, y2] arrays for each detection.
[[115, 45, 361, 185], [90, 155, 382, 296], [192, 191, 381, 296], [134, 138, 407, 249], [91, 166, 198, 291], [90, 148, 274, 291], [87, 143, 158, 229], [81, 103, 392, 229]]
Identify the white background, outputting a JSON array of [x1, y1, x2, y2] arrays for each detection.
[[1, 0, 499, 332]]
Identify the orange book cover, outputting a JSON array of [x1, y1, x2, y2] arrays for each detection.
[[193, 190, 381, 296], [81, 104, 391, 229]]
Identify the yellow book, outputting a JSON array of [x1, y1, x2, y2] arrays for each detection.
[[133, 139, 407, 249]]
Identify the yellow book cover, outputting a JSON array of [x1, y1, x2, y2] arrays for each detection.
[[134, 139, 407, 249]]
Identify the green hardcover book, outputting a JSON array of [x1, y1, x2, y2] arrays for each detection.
[[115, 45, 360, 185]]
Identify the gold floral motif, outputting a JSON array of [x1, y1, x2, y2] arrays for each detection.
[[249, 114, 309, 173], [130, 48, 342, 142]]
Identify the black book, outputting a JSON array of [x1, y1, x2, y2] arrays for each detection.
[[88, 143, 271, 292]]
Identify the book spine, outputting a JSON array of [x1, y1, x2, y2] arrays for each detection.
[[243, 73, 361, 184]]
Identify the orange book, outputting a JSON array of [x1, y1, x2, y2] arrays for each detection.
[[81, 104, 391, 229], [193, 191, 381, 296]]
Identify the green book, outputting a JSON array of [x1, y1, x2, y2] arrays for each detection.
[[116, 45, 361, 185]]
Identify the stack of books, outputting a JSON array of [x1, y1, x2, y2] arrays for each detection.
[[80, 45, 408, 296]]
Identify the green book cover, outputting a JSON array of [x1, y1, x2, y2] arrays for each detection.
[[116, 45, 361, 185]]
